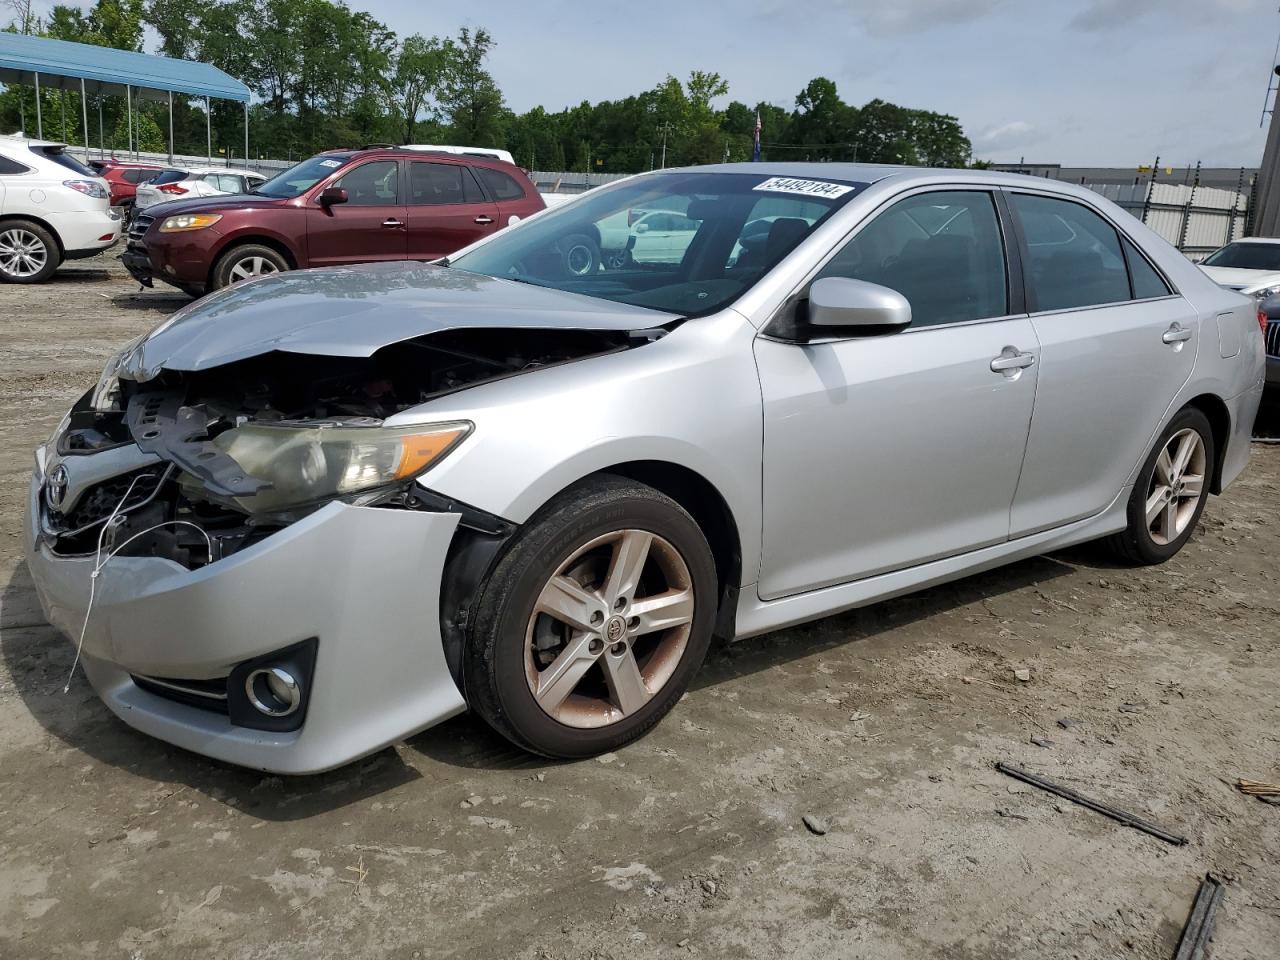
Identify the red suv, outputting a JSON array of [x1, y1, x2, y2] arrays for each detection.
[[122, 148, 545, 296], [89, 159, 164, 209]]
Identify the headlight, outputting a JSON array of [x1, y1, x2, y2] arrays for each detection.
[[63, 179, 108, 199], [90, 335, 144, 412], [158, 213, 223, 233], [1253, 285, 1280, 301], [210, 420, 472, 514]]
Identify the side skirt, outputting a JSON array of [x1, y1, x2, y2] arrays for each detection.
[[732, 487, 1131, 640]]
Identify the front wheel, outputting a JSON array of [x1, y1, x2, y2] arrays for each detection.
[[464, 476, 718, 758], [212, 243, 288, 289], [1106, 407, 1215, 565]]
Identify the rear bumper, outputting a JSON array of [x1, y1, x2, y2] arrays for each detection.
[[46, 208, 121, 255], [1221, 378, 1265, 490], [24, 449, 468, 774]]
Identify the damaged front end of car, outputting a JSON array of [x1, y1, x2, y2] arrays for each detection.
[[26, 264, 679, 772]]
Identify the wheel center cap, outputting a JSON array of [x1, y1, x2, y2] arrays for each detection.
[[604, 615, 627, 643]]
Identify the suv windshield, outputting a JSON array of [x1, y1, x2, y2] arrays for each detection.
[[255, 153, 355, 198], [1202, 242, 1280, 271], [450, 171, 863, 317]]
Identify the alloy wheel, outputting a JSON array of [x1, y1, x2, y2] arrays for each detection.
[[228, 256, 279, 283], [0, 228, 48, 278], [524, 529, 695, 728], [564, 242, 595, 276], [1145, 427, 1207, 545]]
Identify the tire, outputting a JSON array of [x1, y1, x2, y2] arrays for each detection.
[[464, 475, 718, 758], [0, 219, 61, 283], [211, 243, 288, 290], [1105, 406, 1215, 565], [556, 233, 600, 277]]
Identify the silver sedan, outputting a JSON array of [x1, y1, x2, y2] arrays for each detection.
[[25, 164, 1265, 772]]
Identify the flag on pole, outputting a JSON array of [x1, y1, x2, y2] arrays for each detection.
[[752, 110, 762, 162]]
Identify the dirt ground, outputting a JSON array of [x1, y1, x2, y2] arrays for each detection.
[[1, 256, 1277, 960]]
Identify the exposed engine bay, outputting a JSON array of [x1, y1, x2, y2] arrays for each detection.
[[43, 326, 661, 566]]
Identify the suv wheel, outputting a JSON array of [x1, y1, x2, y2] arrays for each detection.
[[1106, 406, 1215, 565], [0, 220, 60, 283], [212, 244, 289, 289], [464, 476, 718, 758]]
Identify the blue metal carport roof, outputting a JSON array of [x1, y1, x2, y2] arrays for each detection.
[[0, 32, 249, 101]]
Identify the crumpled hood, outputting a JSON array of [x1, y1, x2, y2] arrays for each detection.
[[121, 261, 677, 380], [1199, 265, 1280, 293]]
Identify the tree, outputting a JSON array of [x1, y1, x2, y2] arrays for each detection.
[[392, 34, 446, 143], [438, 27, 505, 147]]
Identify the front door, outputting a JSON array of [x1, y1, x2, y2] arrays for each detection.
[[306, 159, 406, 266], [404, 160, 500, 261], [756, 188, 1038, 599], [1004, 191, 1197, 536]]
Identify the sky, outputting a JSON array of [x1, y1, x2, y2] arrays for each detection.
[[352, 0, 1280, 167]]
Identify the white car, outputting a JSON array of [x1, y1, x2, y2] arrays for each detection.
[[134, 167, 267, 211], [0, 135, 122, 283], [403, 144, 517, 165], [1197, 237, 1280, 300]]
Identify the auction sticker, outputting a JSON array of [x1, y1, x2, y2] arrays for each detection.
[[318, 159, 343, 168], [753, 177, 856, 199]]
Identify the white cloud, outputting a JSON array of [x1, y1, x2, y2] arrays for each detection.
[[976, 120, 1040, 154]]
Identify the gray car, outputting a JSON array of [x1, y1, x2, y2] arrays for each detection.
[[25, 164, 1265, 773]]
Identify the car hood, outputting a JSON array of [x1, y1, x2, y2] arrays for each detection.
[[1199, 265, 1280, 293], [139, 193, 287, 218], [120, 260, 678, 380]]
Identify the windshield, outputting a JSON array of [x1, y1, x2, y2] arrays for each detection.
[[449, 171, 864, 317], [254, 153, 354, 198], [1202, 241, 1280, 271]]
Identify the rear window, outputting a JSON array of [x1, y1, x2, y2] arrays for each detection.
[[476, 166, 527, 201], [33, 146, 96, 177], [123, 168, 159, 184], [150, 169, 189, 186]]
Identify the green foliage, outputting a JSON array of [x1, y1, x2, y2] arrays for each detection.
[[2, 0, 973, 170]]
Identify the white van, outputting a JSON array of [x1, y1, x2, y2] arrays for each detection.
[[402, 144, 518, 166]]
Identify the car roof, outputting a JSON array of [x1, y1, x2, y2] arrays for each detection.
[[183, 166, 263, 176]]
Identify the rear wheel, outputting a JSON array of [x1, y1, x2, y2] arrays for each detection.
[[0, 220, 60, 283], [1106, 407, 1214, 565], [212, 243, 288, 289], [464, 476, 717, 758]]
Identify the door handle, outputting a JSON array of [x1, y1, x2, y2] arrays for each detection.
[[473, 215, 494, 225], [990, 348, 1036, 373], [382, 218, 404, 228], [1162, 323, 1193, 344]]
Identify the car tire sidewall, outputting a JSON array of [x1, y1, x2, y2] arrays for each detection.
[[468, 481, 718, 758], [1126, 407, 1215, 563], [557, 233, 600, 277], [0, 220, 60, 284], [213, 244, 289, 289]]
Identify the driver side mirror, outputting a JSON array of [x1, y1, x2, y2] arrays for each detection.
[[319, 186, 348, 207], [805, 277, 912, 334], [634, 222, 649, 234]]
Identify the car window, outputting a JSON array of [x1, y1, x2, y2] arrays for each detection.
[[1122, 236, 1172, 299], [409, 161, 484, 205], [32, 145, 96, 176], [336, 160, 400, 206], [815, 190, 1009, 328], [475, 166, 526, 201], [150, 169, 188, 186], [0, 153, 29, 175], [219, 175, 245, 193], [123, 169, 155, 184], [255, 153, 354, 199], [1200, 241, 1280, 270], [1012, 193, 1131, 312]]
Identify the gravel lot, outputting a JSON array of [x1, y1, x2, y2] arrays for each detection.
[[1, 256, 1277, 960]]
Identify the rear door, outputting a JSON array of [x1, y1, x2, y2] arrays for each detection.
[[404, 160, 500, 260], [1005, 190, 1195, 536], [472, 164, 540, 224], [306, 158, 406, 266]]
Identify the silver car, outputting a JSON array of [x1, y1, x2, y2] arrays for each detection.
[[25, 164, 1265, 773]]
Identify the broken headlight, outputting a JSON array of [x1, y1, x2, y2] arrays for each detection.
[[91, 335, 144, 412], [211, 420, 472, 514]]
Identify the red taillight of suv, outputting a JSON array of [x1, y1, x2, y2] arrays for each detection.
[[159, 183, 189, 195], [1259, 310, 1269, 335]]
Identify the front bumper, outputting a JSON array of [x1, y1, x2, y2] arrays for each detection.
[[1267, 355, 1280, 389], [24, 449, 467, 774]]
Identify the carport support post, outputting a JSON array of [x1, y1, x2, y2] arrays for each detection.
[[168, 90, 174, 164], [98, 96, 104, 159], [80, 78, 90, 161], [243, 100, 249, 168], [126, 85, 133, 159], [34, 72, 42, 139], [206, 96, 212, 163]]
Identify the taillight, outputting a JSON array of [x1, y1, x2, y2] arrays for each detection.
[[1259, 310, 1269, 335], [62, 179, 108, 199], [158, 183, 188, 195]]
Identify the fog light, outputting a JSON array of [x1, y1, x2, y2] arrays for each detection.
[[245, 666, 301, 717]]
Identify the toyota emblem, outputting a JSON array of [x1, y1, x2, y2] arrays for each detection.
[[45, 464, 69, 511]]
